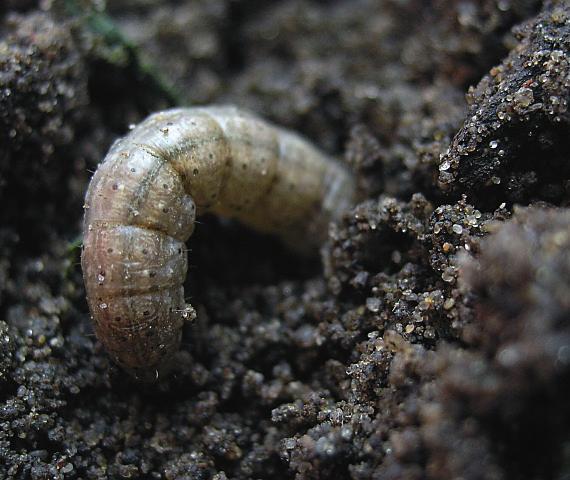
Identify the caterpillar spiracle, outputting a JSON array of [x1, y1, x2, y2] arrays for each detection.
[[82, 106, 356, 380]]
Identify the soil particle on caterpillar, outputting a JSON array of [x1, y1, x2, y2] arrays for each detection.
[[81, 106, 356, 380]]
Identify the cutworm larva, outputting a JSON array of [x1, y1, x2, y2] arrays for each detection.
[[82, 106, 356, 379]]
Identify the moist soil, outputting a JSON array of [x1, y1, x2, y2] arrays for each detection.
[[1, 1, 569, 479]]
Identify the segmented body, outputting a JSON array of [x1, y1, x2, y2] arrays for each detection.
[[81, 106, 356, 379]]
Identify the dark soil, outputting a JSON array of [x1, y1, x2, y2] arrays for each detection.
[[1, 1, 569, 479]]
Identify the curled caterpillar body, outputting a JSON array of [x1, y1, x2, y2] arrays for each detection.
[[82, 106, 356, 379]]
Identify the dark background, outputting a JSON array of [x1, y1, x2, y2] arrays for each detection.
[[1, 1, 569, 479]]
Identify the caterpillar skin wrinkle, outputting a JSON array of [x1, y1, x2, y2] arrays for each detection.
[[81, 106, 356, 379]]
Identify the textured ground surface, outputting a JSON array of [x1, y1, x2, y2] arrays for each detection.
[[1, 0, 569, 479]]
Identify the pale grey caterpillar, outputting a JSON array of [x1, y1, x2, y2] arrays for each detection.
[[82, 106, 356, 380]]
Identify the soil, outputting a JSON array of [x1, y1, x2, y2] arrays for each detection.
[[1, 1, 569, 479]]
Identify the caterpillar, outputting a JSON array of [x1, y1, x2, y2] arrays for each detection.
[[81, 106, 356, 380]]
